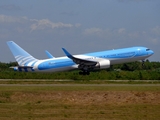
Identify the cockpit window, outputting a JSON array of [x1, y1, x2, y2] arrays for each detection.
[[146, 49, 150, 51]]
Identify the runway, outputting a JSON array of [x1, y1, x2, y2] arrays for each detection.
[[0, 84, 160, 87]]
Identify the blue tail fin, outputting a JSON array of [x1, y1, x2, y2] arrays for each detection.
[[7, 41, 38, 66]]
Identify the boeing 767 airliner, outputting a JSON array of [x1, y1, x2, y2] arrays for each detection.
[[7, 41, 154, 75]]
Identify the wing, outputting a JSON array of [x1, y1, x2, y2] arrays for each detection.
[[62, 48, 98, 66]]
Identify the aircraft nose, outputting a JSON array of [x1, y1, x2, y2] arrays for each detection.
[[148, 50, 154, 55]]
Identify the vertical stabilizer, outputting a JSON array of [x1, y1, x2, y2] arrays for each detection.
[[45, 50, 54, 58], [7, 41, 38, 66]]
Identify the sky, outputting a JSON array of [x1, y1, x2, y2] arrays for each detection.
[[0, 0, 160, 63]]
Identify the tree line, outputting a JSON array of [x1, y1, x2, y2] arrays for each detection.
[[0, 61, 160, 80]]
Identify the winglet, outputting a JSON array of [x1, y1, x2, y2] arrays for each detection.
[[45, 50, 54, 58], [62, 48, 73, 59]]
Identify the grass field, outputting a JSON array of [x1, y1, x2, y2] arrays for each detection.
[[0, 83, 160, 120]]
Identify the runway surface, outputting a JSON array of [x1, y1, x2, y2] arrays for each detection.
[[0, 84, 160, 86]]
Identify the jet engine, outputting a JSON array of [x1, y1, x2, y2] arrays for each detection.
[[95, 60, 110, 69]]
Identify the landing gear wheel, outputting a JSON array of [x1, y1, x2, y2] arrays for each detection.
[[79, 72, 83, 75], [142, 60, 145, 67], [86, 71, 90, 75], [142, 60, 146, 70]]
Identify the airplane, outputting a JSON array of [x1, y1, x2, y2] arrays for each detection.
[[45, 50, 54, 58], [7, 41, 154, 75]]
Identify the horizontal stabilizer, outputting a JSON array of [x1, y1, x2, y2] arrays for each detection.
[[10, 66, 33, 68], [10, 66, 33, 72]]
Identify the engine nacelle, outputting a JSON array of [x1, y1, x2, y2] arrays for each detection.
[[95, 60, 110, 69]]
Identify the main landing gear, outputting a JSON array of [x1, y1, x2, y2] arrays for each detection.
[[142, 60, 147, 69], [79, 71, 90, 75], [142, 60, 145, 67]]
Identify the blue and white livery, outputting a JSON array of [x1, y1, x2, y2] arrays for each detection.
[[7, 41, 154, 75]]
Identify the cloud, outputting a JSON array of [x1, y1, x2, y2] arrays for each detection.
[[0, 14, 22, 23], [150, 38, 158, 44], [152, 26, 160, 35], [0, 4, 21, 11], [0, 14, 78, 32], [60, 11, 79, 16], [128, 32, 140, 38], [84, 28, 103, 35], [30, 19, 74, 31], [75, 23, 81, 27], [118, 28, 126, 34], [118, 0, 150, 3], [84, 27, 127, 37], [83, 27, 160, 47]]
